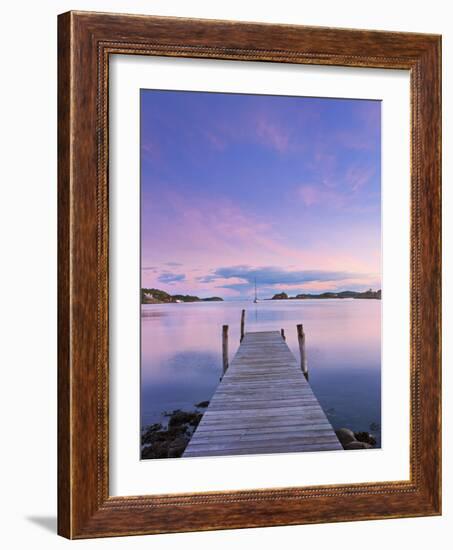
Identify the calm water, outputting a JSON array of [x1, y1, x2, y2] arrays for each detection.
[[141, 299, 381, 446]]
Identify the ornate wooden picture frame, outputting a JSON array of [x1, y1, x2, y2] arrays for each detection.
[[58, 11, 441, 539]]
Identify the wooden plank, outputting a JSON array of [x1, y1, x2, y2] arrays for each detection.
[[184, 442, 342, 457], [186, 438, 341, 453], [183, 330, 342, 457], [198, 419, 331, 431], [187, 430, 339, 444], [203, 398, 325, 410], [192, 424, 333, 437], [196, 406, 328, 416]]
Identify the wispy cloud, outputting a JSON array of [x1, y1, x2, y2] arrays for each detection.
[[158, 272, 186, 284], [141, 139, 161, 162], [201, 265, 368, 286], [298, 184, 337, 207], [345, 166, 375, 192], [198, 106, 303, 155], [255, 115, 290, 153], [194, 265, 380, 298], [141, 185, 378, 293], [204, 130, 227, 151], [298, 163, 377, 209]]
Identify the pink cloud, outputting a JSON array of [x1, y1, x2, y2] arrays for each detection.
[[141, 139, 161, 162], [298, 163, 376, 209], [198, 111, 297, 154], [255, 116, 290, 153], [298, 184, 346, 208], [141, 187, 378, 299], [345, 165, 375, 192], [204, 130, 226, 151]]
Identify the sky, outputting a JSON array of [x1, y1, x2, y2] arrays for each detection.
[[141, 89, 381, 300]]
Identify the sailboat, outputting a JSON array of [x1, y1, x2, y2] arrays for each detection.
[[253, 278, 258, 304]]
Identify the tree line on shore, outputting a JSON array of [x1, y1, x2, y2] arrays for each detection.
[[141, 288, 223, 304], [271, 289, 382, 300]]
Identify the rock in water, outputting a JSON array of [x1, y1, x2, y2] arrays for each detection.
[[354, 431, 377, 446], [168, 410, 202, 428], [168, 436, 190, 458], [142, 440, 169, 459], [344, 441, 372, 450], [335, 428, 356, 447]]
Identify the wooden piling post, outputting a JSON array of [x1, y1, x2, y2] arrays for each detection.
[[281, 328, 286, 341], [240, 309, 245, 342], [297, 324, 308, 379], [222, 325, 229, 375]]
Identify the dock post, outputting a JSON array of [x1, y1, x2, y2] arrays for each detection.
[[297, 324, 308, 379], [222, 325, 229, 375], [281, 328, 286, 341], [240, 309, 245, 342]]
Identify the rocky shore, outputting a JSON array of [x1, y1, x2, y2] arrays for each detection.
[[141, 404, 378, 458], [141, 402, 209, 459], [141, 288, 223, 304], [335, 428, 377, 450]]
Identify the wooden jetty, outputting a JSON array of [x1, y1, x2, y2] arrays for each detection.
[[183, 329, 342, 457]]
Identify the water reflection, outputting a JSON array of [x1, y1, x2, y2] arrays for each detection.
[[141, 299, 381, 445]]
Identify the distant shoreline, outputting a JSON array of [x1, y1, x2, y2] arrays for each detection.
[[141, 287, 381, 304], [141, 288, 223, 304], [270, 289, 381, 301]]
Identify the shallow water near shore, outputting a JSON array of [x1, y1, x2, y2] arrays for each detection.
[[141, 299, 381, 448]]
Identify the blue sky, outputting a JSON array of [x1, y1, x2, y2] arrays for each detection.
[[141, 89, 381, 300]]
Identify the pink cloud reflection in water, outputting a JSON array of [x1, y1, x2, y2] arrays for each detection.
[[141, 299, 381, 446]]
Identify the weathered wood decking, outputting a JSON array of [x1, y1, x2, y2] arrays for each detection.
[[183, 331, 342, 457]]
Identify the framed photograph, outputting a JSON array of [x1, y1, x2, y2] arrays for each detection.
[[58, 11, 441, 538]]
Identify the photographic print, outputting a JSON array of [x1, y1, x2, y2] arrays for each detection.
[[140, 90, 381, 460]]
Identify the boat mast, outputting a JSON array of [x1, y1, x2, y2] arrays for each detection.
[[254, 278, 258, 303]]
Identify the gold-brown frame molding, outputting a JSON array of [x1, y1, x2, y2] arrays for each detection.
[[58, 11, 441, 539]]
